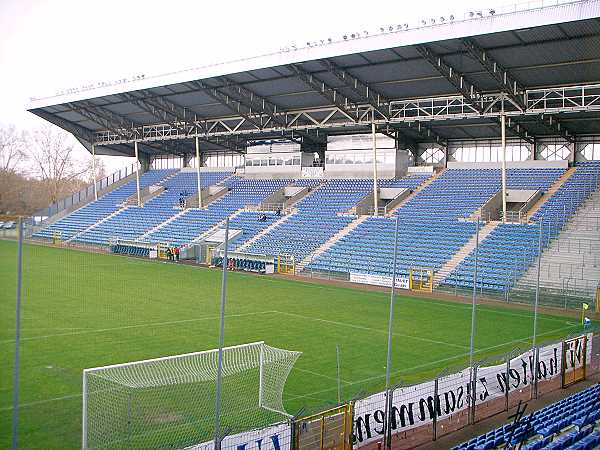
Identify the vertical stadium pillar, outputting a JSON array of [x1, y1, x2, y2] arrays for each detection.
[[372, 120, 379, 216], [134, 141, 141, 207], [91, 144, 98, 201], [568, 139, 576, 164], [501, 114, 507, 223], [443, 145, 449, 168], [195, 136, 203, 208], [183, 153, 193, 168]]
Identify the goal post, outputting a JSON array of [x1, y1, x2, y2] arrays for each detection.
[[82, 341, 301, 450]]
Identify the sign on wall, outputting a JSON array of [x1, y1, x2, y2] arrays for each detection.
[[183, 422, 291, 450], [353, 335, 592, 447], [349, 272, 409, 290]]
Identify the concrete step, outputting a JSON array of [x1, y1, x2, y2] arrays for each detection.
[[434, 220, 500, 286], [237, 182, 328, 252], [298, 214, 370, 271], [236, 210, 297, 252], [387, 169, 446, 215], [186, 208, 246, 248], [527, 167, 576, 219], [136, 207, 190, 242], [66, 205, 130, 243]]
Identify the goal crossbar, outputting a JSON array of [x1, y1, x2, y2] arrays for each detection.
[[83, 341, 265, 374]]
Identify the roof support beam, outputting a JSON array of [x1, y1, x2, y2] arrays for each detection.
[[119, 91, 203, 134], [120, 93, 244, 152], [287, 63, 364, 123], [68, 102, 137, 141], [31, 109, 95, 143], [318, 59, 389, 119], [462, 38, 526, 109], [187, 80, 266, 131], [462, 38, 574, 143], [207, 77, 323, 144], [291, 62, 447, 147], [415, 45, 483, 110], [416, 44, 534, 143]]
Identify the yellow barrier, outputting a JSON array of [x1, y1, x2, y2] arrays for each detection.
[[294, 404, 353, 450], [409, 267, 433, 292]]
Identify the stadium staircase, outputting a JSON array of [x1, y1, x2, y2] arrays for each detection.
[[135, 207, 189, 242], [236, 181, 328, 252], [65, 205, 131, 244], [297, 214, 370, 272], [526, 167, 577, 220], [187, 207, 246, 247], [515, 187, 600, 303], [121, 170, 180, 206], [386, 168, 445, 216], [236, 209, 298, 252], [433, 220, 499, 286]]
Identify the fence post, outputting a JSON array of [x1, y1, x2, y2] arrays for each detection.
[[432, 376, 439, 441], [11, 218, 24, 450], [533, 346, 540, 399], [505, 353, 511, 412], [469, 364, 478, 425]]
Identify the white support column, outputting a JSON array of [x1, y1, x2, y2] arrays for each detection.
[[82, 371, 88, 449], [372, 120, 379, 217], [258, 342, 264, 407], [195, 136, 203, 208], [501, 114, 507, 223], [134, 141, 141, 207], [91, 144, 98, 201]]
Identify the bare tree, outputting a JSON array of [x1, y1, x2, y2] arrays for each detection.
[[0, 124, 27, 173], [26, 125, 91, 204]]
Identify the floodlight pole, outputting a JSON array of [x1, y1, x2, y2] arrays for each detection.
[[134, 141, 141, 207], [214, 218, 230, 450], [336, 345, 342, 404], [372, 119, 379, 217], [11, 218, 24, 450], [91, 144, 98, 201], [384, 215, 400, 450], [531, 216, 543, 398], [195, 136, 203, 208], [501, 113, 507, 223]]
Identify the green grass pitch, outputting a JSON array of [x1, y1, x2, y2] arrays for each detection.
[[0, 240, 587, 449]]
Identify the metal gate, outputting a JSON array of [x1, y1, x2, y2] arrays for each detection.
[[294, 404, 353, 450], [562, 335, 588, 388]]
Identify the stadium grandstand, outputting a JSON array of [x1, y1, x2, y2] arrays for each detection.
[[8, 2, 600, 449], [27, 0, 600, 309]]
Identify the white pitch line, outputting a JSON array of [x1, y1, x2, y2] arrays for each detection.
[[401, 296, 569, 323], [0, 311, 276, 344], [274, 310, 469, 350], [0, 324, 579, 413], [294, 367, 352, 384]]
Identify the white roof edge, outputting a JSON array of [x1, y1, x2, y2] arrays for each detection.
[[27, 0, 600, 111]]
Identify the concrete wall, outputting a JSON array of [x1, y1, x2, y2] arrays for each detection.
[[447, 160, 569, 169], [179, 167, 236, 173]]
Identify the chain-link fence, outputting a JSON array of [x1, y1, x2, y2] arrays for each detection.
[[3, 219, 599, 450], [351, 330, 599, 450]]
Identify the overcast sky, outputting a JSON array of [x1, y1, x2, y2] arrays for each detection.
[[0, 0, 516, 171]]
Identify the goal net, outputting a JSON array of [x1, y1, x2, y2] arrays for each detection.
[[83, 341, 301, 450]]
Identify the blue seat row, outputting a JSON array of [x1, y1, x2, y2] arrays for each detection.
[[452, 383, 600, 450]]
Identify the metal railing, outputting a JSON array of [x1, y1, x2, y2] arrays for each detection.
[[245, 203, 294, 215], [33, 163, 139, 224]]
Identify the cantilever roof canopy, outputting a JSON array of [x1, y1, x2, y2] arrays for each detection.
[[27, 0, 600, 158]]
